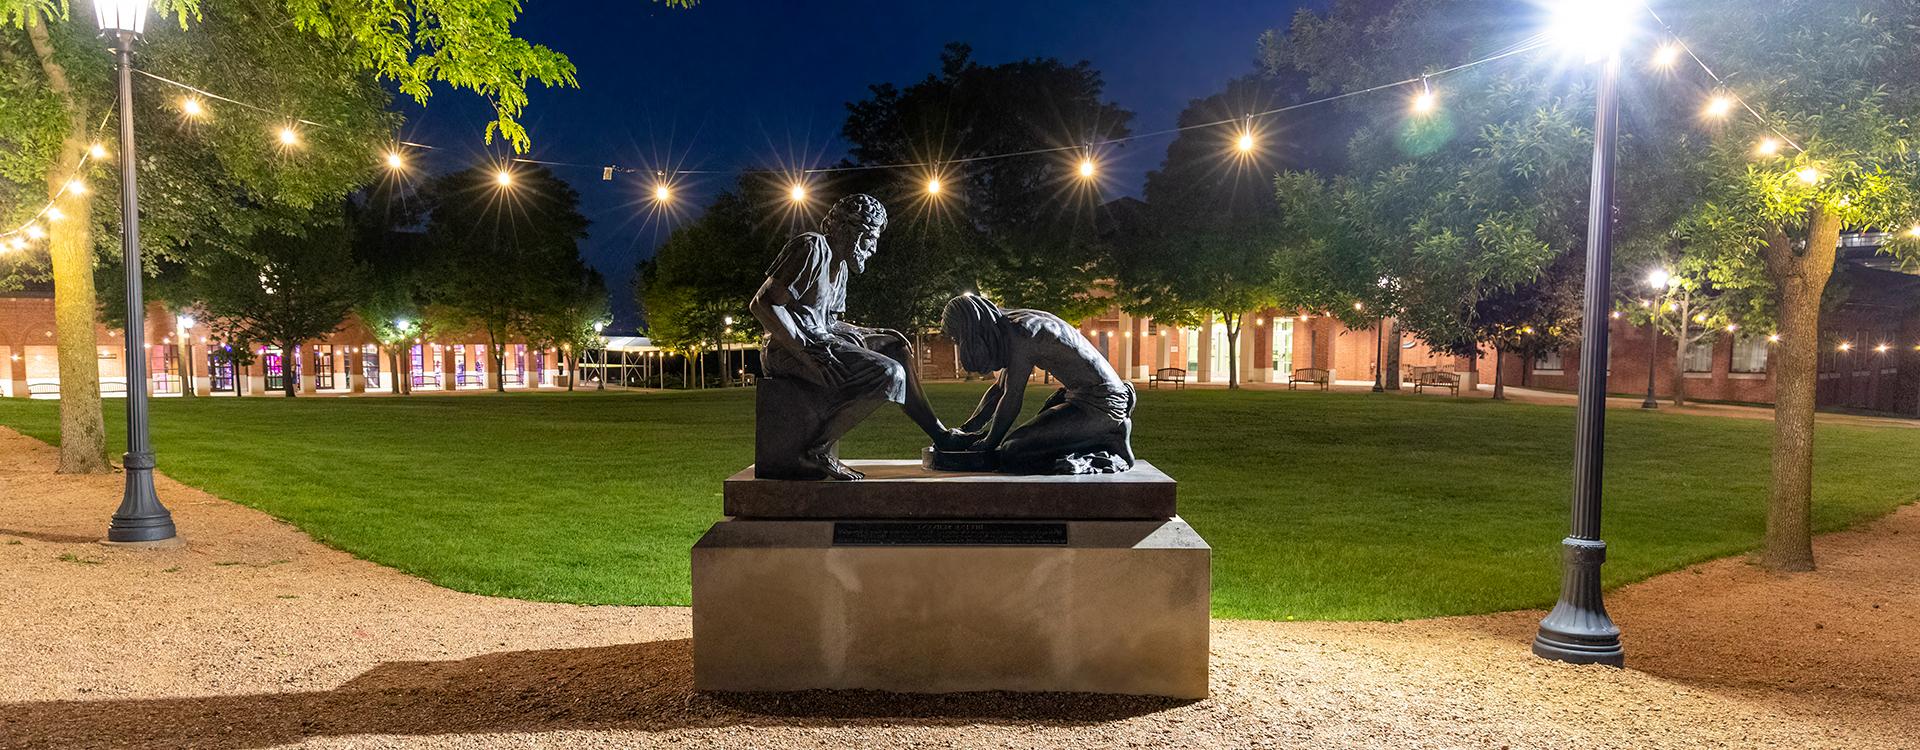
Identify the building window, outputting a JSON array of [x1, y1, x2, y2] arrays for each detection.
[[1533, 349, 1564, 372], [1684, 339, 1715, 373], [1730, 336, 1769, 374]]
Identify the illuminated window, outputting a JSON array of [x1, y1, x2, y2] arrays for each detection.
[[1533, 349, 1564, 372], [1730, 336, 1769, 374], [1684, 339, 1715, 373]]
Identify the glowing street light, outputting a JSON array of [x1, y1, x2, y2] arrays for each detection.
[[92, 0, 176, 542]]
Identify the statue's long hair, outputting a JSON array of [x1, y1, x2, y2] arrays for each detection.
[[942, 294, 1009, 374]]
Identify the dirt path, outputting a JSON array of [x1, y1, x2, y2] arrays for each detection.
[[1, 426, 1914, 749]]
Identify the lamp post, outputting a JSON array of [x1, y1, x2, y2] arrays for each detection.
[[722, 315, 734, 388], [176, 314, 195, 398], [1534, 9, 1625, 666], [97, 0, 175, 544], [1641, 270, 1670, 409]]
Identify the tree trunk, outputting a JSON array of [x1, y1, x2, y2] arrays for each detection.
[[28, 14, 109, 473], [281, 343, 299, 398], [1758, 209, 1840, 572], [1672, 307, 1691, 407], [1223, 312, 1241, 390], [492, 340, 506, 393], [1492, 348, 1507, 400]]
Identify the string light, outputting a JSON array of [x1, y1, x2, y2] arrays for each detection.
[[1650, 43, 1681, 68], [1353, 301, 1365, 311], [1795, 167, 1820, 184], [494, 169, 514, 187], [23, 224, 44, 239], [180, 96, 205, 118], [65, 179, 87, 196], [926, 177, 942, 195], [1874, 343, 1890, 353], [1236, 132, 1255, 153], [1725, 323, 1738, 332], [654, 183, 672, 203], [44, 207, 64, 222], [1754, 138, 1780, 157], [277, 126, 300, 147], [1702, 95, 1734, 118], [1077, 156, 1096, 179], [1908, 224, 1920, 238], [384, 151, 405, 170], [1838, 342, 1853, 352], [788, 183, 808, 202], [1767, 334, 1781, 343], [88, 143, 107, 159], [1412, 78, 1438, 114]]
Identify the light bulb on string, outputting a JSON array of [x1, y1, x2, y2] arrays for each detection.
[[65, 179, 87, 196], [45, 207, 64, 222], [1795, 167, 1821, 184], [1405, 79, 1436, 116], [1703, 95, 1734, 119], [926, 177, 942, 195], [24, 224, 45, 240], [1236, 132, 1255, 153], [788, 183, 808, 202], [1754, 138, 1781, 157], [384, 151, 405, 170], [654, 183, 672, 203], [88, 143, 107, 159], [277, 126, 300, 147], [180, 96, 206, 118], [1907, 224, 1920, 238], [494, 169, 514, 188], [1077, 155, 1096, 179], [1650, 43, 1681, 68]]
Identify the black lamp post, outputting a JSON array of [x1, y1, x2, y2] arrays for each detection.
[[1533, 43, 1624, 666], [97, 0, 176, 544], [1640, 270, 1668, 409]]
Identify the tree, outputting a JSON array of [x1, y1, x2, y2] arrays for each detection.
[[2, 0, 597, 472], [527, 267, 607, 391], [1111, 76, 1291, 390], [184, 222, 363, 397], [634, 183, 774, 376], [1660, 0, 1920, 570], [421, 165, 590, 393], [841, 43, 1133, 321]]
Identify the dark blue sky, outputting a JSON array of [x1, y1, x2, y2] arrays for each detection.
[[399, 0, 1316, 324]]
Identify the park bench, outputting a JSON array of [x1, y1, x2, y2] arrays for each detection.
[[1289, 367, 1330, 391], [1405, 364, 1436, 385], [1414, 370, 1460, 395], [1148, 367, 1187, 390]]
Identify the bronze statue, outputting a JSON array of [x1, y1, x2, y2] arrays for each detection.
[[750, 194, 949, 480], [934, 294, 1136, 474]]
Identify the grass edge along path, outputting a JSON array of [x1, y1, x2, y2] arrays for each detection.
[[0, 386, 1914, 622]]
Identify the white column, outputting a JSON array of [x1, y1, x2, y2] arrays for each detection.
[[1197, 313, 1215, 383], [1116, 311, 1135, 381]]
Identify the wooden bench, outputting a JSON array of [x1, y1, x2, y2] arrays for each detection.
[[1414, 370, 1460, 395], [1405, 364, 1436, 385], [1147, 367, 1187, 390], [1289, 367, 1330, 391]]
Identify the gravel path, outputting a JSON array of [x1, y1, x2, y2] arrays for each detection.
[[1, 426, 1914, 749]]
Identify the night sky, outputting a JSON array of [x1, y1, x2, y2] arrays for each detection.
[[398, 0, 1317, 326]]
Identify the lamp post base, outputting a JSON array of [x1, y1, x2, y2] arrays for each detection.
[[1532, 537, 1623, 667], [1640, 398, 1658, 409], [107, 453, 176, 543]]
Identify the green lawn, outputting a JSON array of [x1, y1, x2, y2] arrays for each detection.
[[1, 386, 1915, 621]]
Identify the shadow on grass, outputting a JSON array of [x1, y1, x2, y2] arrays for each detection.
[[1, 639, 1191, 749]]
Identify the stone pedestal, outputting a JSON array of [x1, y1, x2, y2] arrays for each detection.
[[693, 460, 1210, 699]]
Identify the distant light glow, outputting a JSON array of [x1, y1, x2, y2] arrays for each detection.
[[1909, 224, 1920, 238], [45, 207, 64, 222], [1767, 334, 1781, 343], [1647, 269, 1670, 289], [1754, 139, 1781, 157], [1703, 96, 1735, 118], [65, 179, 88, 196], [1874, 343, 1890, 353], [24, 224, 44, 239], [1795, 167, 1821, 184], [1838, 342, 1853, 352], [88, 143, 107, 159]]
